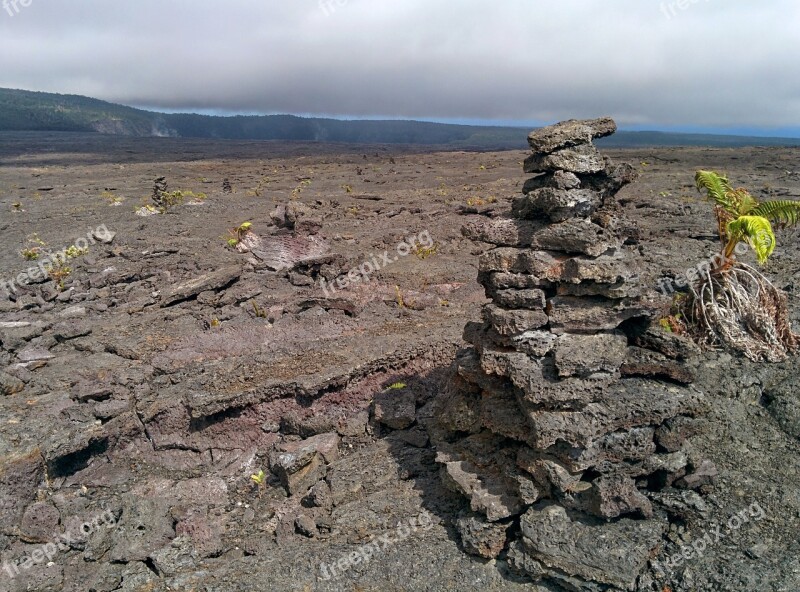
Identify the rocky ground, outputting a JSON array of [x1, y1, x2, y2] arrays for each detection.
[[0, 132, 798, 591]]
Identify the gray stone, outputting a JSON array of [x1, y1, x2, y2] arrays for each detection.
[[553, 332, 628, 378], [522, 170, 582, 194], [561, 252, 639, 285], [574, 473, 653, 519], [510, 330, 558, 357], [479, 248, 564, 277], [440, 459, 523, 522], [516, 451, 583, 497], [295, 514, 318, 538], [632, 324, 702, 360], [654, 416, 703, 453], [620, 347, 696, 385], [303, 480, 333, 510], [456, 512, 511, 559], [0, 450, 44, 531], [532, 219, 621, 257], [527, 117, 617, 154], [160, 266, 241, 307], [373, 389, 417, 430], [518, 502, 665, 590], [479, 271, 550, 291], [462, 218, 546, 247], [20, 502, 60, 542], [524, 144, 607, 175], [483, 304, 549, 338], [16, 346, 55, 363], [493, 289, 546, 310], [107, 496, 175, 563], [546, 296, 656, 334], [513, 188, 602, 222], [517, 380, 707, 449], [271, 434, 340, 496], [0, 371, 25, 395], [465, 218, 620, 256], [481, 347, 615, 410], [676, 459, 718, 490]]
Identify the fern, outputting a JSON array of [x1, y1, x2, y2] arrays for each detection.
[[696, 170, 737, 214], [749, 200, 800, 228], [727, 216, 775, 264]]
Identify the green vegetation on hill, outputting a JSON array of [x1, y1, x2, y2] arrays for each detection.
[[1, 87, 799, 149]]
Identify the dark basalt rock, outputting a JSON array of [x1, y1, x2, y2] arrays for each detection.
[[431, 118, 714, 589]]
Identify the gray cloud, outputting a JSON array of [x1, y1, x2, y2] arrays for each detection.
[[0, 0, 798, 132]]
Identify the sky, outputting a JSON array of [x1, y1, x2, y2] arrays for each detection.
[[1, 0, 799, 136]]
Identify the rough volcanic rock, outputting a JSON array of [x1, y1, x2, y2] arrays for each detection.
[[524, 144, 607, 175], [456, 512, 511, 559], [512, 188, 603, 222], [522, 170, 582, 194], [432, 118, 711, 590], [517, 503, 666, 590], [527, 117, 617, 154]]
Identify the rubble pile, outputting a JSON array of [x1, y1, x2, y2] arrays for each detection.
[[432, 118, 714, 590]]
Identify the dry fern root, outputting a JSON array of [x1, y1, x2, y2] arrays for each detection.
[[685, 262, 798, 362]]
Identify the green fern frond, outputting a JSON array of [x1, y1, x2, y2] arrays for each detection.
[[727, 215, 776, 264], [728, 188, 758, 215], [749, 200, 800, 228], [696, 170, 738, 215]]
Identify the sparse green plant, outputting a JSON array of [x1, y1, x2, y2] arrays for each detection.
[[250, 469, 267, 497], [64, 245, 88, 259], [342, 184, 353, 194], [385, 382, 407, 391], [291, 178, 312, 199], [682, 170, 800, 360], [395, 285, 405, 309], [252, 301, 267, 318], [101, 191, 123, 205], [21, 248, 41, 261], [413, 244, 438, 260], [48, 265, 72, 290], [225, 222, 253, 247]]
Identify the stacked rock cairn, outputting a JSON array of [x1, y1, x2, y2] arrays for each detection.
[[432, 118, 715, 591], [152, 176, 168, 208]]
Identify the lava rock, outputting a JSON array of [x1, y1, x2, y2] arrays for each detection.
[[527, 117, 617, 154], [456, 512, 511, 559], [524, 144, 607, 175], [517, 502, 666, 590]]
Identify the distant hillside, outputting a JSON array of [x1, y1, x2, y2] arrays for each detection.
[[2, 87, 799, 149]]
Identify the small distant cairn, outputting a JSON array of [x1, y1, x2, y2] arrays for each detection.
[[152, 176, 168, 208], [222, 178, 233, 194], [432, 118, 715, 590]]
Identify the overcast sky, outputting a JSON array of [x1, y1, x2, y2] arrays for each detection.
[[1, 1, 798, 135]]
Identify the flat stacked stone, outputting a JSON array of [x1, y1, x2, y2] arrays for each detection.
[[432, 118, 713, 591]]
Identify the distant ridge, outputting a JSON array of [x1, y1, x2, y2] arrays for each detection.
[[2, 87, 799, 149]]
